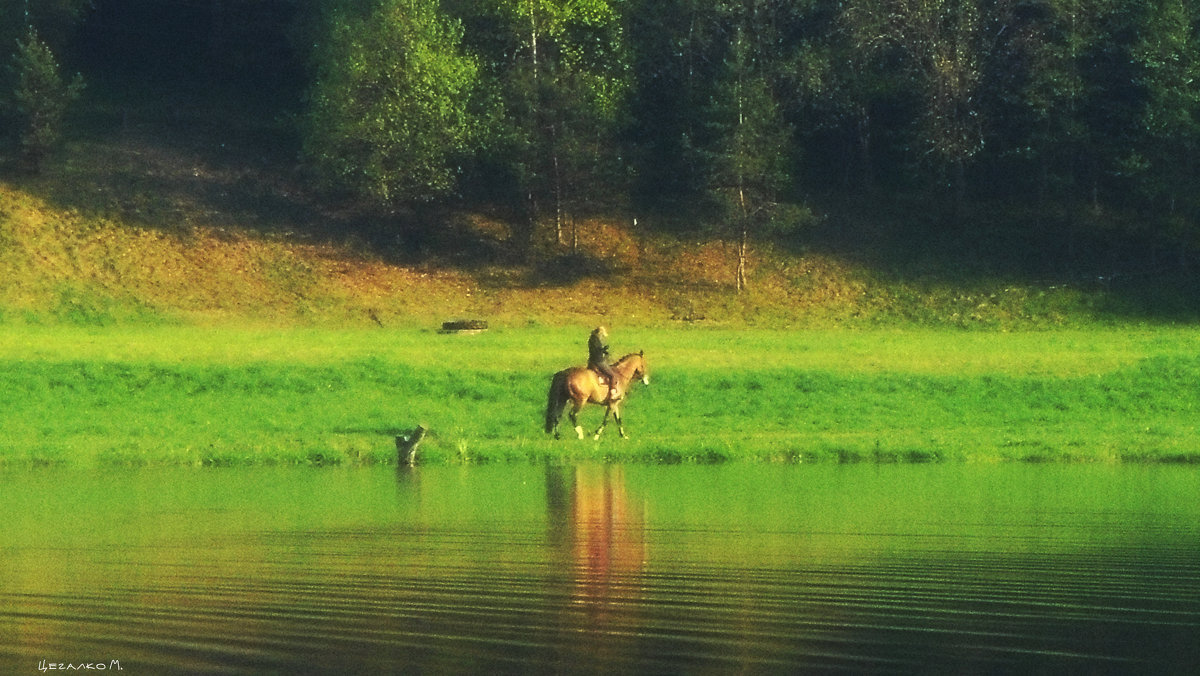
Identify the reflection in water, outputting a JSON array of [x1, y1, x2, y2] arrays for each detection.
[[545, 466, 646, 633], [0, 465, 1197, 674]]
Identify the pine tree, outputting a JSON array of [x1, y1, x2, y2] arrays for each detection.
[[10, 28, 84, 173]]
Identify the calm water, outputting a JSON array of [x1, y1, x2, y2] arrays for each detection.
[[1, 464, 1198, 674]]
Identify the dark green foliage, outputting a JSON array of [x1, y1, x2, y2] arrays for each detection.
[[0, 0, 92, 67], [303, 0, 480, 204], [1129, 0, 1200, 250], [0, 0, 89, 147], [8, 29, 83, 172], [445, 0, 632, 252]]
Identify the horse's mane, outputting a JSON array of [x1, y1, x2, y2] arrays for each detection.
[[614, 351, 644, 365]]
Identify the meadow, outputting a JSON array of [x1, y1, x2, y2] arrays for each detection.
[[2, 323, 1197, 467]]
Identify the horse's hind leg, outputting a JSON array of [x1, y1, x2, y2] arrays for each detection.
[[568, 402, 585, 440], [546, 372, 568, 439], [548, 398, 564, 440], [552, 401, 570, 440]]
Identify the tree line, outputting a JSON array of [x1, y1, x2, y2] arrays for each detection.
[[5, 0, 1200, 274]]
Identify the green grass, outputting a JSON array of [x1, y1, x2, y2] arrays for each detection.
[[5, 89, 1200, 469], [2, 324, 1198, 467]]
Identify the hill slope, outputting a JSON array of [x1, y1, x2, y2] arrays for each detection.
[[0, 109, 1166, 329], [0, 178, 870, 327]]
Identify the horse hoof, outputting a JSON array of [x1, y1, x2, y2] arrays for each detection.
[[593, 434, 602, 441], [575, 427, 584, 440]]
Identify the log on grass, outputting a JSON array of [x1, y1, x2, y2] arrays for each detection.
[[440, 319, 488, 334]]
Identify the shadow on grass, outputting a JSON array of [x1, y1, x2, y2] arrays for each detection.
[[530, 252, 621, 286], [788, 190, 1200, 324], [2, 86, 480, 264]]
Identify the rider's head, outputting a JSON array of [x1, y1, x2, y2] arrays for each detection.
[[593, 326, 608, 338]]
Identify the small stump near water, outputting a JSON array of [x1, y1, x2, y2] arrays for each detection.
[[396, 425, 427, 466]]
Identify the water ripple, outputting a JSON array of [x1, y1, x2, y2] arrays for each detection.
[[3, 466, 1199, 674]]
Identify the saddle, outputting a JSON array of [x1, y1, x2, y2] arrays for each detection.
[[588, 366, 621, 399]]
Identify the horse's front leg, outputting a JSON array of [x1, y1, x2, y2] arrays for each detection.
[[569, 403, 585, 440], [615, 406, 628, 439], [593, 405, 612, 441]]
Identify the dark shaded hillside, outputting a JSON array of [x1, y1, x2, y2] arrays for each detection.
[[800, 192, 1200, 322]]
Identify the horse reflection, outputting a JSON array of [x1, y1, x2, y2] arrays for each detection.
[[545, 466, 646, 621]]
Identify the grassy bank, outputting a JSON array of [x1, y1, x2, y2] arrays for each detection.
[[2, 325, 1197, 467], [1, 177, 1177, 330]]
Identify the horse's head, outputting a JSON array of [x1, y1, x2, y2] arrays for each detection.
[[628, 351, 649, 386], [613, 351, 649, 386]]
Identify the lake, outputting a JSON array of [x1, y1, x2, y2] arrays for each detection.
[[2, 464, 1197, 674]]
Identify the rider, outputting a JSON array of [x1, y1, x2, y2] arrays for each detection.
[[588, 326, 621, 400]]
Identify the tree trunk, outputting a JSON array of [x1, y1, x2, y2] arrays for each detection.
[[737, 221, 748, 292], [857, 106, 875, 195], [528, 0, 539, 85], [526, 0, 542, 256], [552, 130, 564, 246], [736, 185, 748, 292]]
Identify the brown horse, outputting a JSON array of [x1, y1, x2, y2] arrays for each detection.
[[545, 352, 649, 440]]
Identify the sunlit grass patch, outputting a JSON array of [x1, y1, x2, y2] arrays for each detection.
[[1, 325, 1198, 467]]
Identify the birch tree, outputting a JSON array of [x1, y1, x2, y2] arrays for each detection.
[[453, 0, 630, 253], [704, 25, 793, 292], [304, 0, 479, 204]]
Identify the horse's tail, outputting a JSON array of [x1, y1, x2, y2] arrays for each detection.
[[545, 370, 567, 434]]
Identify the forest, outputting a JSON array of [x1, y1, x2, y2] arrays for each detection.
[[3, 0, 1200, 287]]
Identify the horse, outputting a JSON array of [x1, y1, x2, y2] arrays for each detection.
[[545, 352, 649, 440]]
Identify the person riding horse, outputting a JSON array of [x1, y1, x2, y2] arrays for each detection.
[[588, 326, 621, 400], [546, 349, 648, 440]]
